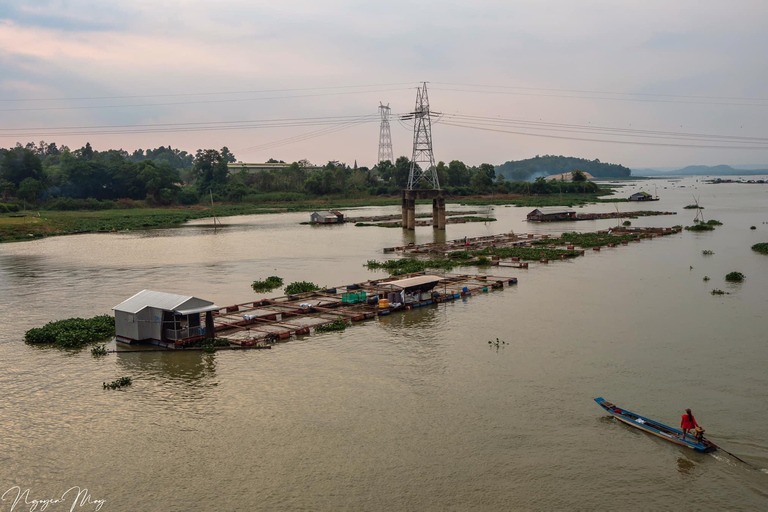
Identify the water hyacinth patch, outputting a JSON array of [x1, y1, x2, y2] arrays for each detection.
[[25, 315, 115, 349]]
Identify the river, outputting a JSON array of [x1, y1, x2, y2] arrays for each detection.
[[1, 177, 767, 511]]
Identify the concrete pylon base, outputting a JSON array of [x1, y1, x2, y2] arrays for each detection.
[[401, 189, 447, 230]]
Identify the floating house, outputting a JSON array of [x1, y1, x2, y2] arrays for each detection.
[[310, 211, 344, 224], [377, 275, 443, 305], [628, 191, 657, 201], [526, 207, 577, 222], [113, 290, 219, 347]]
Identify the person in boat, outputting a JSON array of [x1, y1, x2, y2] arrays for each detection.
[[680, 408, 700, 439]]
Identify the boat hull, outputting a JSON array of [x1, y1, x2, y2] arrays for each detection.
[[595, 397, 716, 453]]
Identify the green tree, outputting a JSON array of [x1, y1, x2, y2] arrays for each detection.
[[470, 170, 493, 193], [447, 160, 471, 187], [17, 177, 42, 202], [571, 169, 587, 182], [0, 147, 44, 186], [194, 149, 229, 194], [393, 156, 412, 188], [137, 160, 180, 204]]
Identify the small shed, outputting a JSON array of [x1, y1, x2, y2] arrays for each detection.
[[113, 290, 219, 347], [310, 211, 341, 224], [628, 191, 654, 201], [526, 207, 577, 221], [378, 275, 443, 304]]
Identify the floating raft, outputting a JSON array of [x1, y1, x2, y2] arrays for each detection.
[[212, 272, 518, 346]]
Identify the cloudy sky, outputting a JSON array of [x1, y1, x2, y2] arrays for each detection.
[[1, 0, 767, 168]]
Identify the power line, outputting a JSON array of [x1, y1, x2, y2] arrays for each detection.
[[440, 113, 768, 145], [0, 82, 419, 103], [430, 87, 768, 108], [0, 87, 414, 113], [0, 114, 381, 139], [431, 81, 768, 103], [439, 121, 768, 150]]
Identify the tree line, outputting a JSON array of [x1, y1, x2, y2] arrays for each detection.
[[0, 141, 599, 209]]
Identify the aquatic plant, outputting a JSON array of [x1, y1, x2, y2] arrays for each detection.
[[284, 281, 321, 295], [622, 221, 631, 226], [752, 243, 768, 255], [725, 271, 745, 282], [685, 224, 715, 232], [315, 318, 349, 333], [91, 344, 107, 357], [683, 205, 704, 209], [487, 338, 506, 346], [750, 226, 757, 230], [711, 289, 728, 295], [103, 377, 132, 390], [701, 250, 714, 255], [703, 276, 710, 281], [704, 219, 723, 226], [25, 315, 115, 349], [193, 337, 230, 351], [251, 276, 284, 293], [558, 231, 639, 248]]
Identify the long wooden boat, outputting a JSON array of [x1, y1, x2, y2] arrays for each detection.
[[595, 397, 717, 453]]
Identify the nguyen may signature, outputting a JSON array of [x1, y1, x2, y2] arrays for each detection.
[[1, 486, 106, 512]]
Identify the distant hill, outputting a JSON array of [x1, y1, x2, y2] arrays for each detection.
[[496, 155, 631, 181], [633, 165, 768, 176]]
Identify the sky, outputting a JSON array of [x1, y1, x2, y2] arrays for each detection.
[[1, 0, 768, 169]]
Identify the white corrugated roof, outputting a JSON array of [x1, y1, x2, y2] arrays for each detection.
[[381, 275, 443, 289], [112, 290, 214, 314], [530, 207, 576, 215]]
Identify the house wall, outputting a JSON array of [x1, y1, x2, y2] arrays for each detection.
[[114, 311, 139, 341]]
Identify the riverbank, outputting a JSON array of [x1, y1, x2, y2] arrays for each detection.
[[0, 190, 622, 243]]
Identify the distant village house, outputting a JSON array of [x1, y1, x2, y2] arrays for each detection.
[[526, 207, 577, 221], [310, 211, 344, 224]]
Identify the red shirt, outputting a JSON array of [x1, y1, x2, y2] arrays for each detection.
[[681, 414, 699, 429]]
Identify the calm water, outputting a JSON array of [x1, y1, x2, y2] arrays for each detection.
[[1, 178, 767, 511]]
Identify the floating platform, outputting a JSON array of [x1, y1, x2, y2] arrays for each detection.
[[212, 272, 517, 346]]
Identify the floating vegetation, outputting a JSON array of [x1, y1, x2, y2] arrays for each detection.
[[284, 281, 321, 295], [193, 337, 231, 352], [475, 246, 579, 260], [366, 258, 457, 275], [711, 289, 729, 295], [487, 337, 507, 348], [315, 318, 349, 333], [725, 271, 745, 283], [103, 377, 132, 390], [704, 219, 723, 226], [750, 226, 757, 230], [685, 224, 715, 232], [703, 276, 710, 281], [702, 250, 714, 255], [622, 221, 631, 226], [91, 344, 107, 357], [251, 276, 284, 293], [25, 315, 115, 349], [752, 243, 768, 255], [684, 205, 704, 209]]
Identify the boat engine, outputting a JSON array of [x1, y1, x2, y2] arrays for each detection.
[[694, 427, 706, 442]]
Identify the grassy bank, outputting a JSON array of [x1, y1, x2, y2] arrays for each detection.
[[1, 188, 622, 243]]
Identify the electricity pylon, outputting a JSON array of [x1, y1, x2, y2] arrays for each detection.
[[407, 83, 439, 190], [377, 102, 394, 164]]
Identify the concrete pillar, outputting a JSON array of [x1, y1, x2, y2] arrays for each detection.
[[406, 199, 416, 230], [437, 197, 446, 230], [401, 194, 408, 228], [432, 198, 439, 229]]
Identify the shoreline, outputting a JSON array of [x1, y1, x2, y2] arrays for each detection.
[[0, 191, 624, 244]]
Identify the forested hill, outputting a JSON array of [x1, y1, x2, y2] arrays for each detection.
[[495, 155, 632, 180]]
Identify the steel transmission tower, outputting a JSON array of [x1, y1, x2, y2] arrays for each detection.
[[407, 82, 439, 190], [377, 102, 394, 164]]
